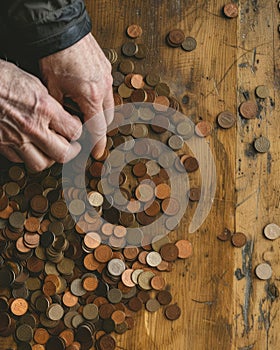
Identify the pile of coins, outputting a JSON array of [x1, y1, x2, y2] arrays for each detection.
[[0, 24, 204, 350], [0, 162, 194, 350]]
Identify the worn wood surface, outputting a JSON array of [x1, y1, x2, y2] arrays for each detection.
[[0, 1, 279, 349]]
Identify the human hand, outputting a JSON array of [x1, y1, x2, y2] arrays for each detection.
[[39, 33, 114, 159], [0, 60, 82, 172]]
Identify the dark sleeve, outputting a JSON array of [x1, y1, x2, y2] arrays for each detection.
[[3, 0, 92, 59]]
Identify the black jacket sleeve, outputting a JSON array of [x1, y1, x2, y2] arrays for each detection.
[[1, 0, 92, 59]]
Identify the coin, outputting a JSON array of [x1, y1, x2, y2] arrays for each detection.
[[160, 243, 179, 262], [127, 24, 143, 38], [223, 3, 239, 18], [195, 121, 212, 137], [217, 110, 236, 129], [263, 223, 280, 240], [231, 232, 247, 247], [254, 136, 270, 153], [255, 263, 272, 280], [239, 100, 258, 119], [146, 298, 161, 312], [165, 304, 181, 320], [146, 251, 162, 267], [175, 240, 193, 258], [181, 37, 197, 51], [255, 85, 270, 99], [167, 29, 185, 46], [122, 42, 139, 56]]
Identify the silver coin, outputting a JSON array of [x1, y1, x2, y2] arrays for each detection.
[[107, 258, 126, 277], [146, 251, 162, 267]]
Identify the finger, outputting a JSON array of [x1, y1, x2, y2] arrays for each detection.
[[15, 143, 55, 172], [102, 90, 115, 126], [84, 108, 107, 159], [0, 146, 23, 163], [47, 96, 83, 141], [30, 130, 82, 164]]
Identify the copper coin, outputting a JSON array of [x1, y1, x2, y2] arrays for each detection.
[[62, 291, 78, 308], [31, 195, 49, 214], [217, 228, 232, 241], [184, 156, 199, 172], [153, 96, 170, 112], [239, 100, 258, 119], [223, 3, 239, 18], [128, 296, 142, 312], [144, 200, 161, 217], [127, 24, 143, 38], [160, 243, 179, 262], [121, 269, 135, 288], [34, 328, 50, 345], [175, 240, 193, 258], [94, 245, 113, 263], [84, 232, 101, 249], [217, 110, 236, 129], [168, 29, 185, 46], [165, 304, 181, 320], [59, 329, 75, 347], [188, 187, 201, 201], [82, 275, 99, 292], [151, 275, 166, 290], [161, 198, 180, 216], [131, 74, 145, 89], [133, 162, 147, 177], [231, 232, 247, 247], [10, 298, 28, 316], [130, 89, 147, 102], [24, 217, 40, 232], [195, 121, 212, 137], [157, 290, 172, 305], [111, 310, 126, 325], [99, 334, 116, 350]]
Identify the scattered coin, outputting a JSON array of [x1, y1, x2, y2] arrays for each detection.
[[239, 100, 258, 119], [254, 136, 270, 153], [263, 223, 280, 240], [255, 85, 270, 99], [255, 263, 272, 280], [217, 111, 236, 129], [223, 3, 239, 18], [231, 232, 247, 248], [181, 37, 197, 51]]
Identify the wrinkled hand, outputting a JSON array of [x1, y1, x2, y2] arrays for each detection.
[[39, 33, 114, 159], [0, 60, 82, 172]]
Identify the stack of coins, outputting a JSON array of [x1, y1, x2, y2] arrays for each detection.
[[166, 29, 197, 52]]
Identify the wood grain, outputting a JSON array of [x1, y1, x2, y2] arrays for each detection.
[[1, 1, 279, 349]]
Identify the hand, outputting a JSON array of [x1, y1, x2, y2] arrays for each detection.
[[0, 60, 82, 172], [39, 33, 114, 159]]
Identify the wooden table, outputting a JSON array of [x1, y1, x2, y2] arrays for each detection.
[[1, 1, 280, 349]]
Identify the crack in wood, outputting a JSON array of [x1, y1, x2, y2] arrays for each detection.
[[241, 240, 254, 335]]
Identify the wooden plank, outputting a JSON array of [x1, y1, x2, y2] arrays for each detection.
[[234, 1, 280, 349], [86, 1, 236, 349]]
